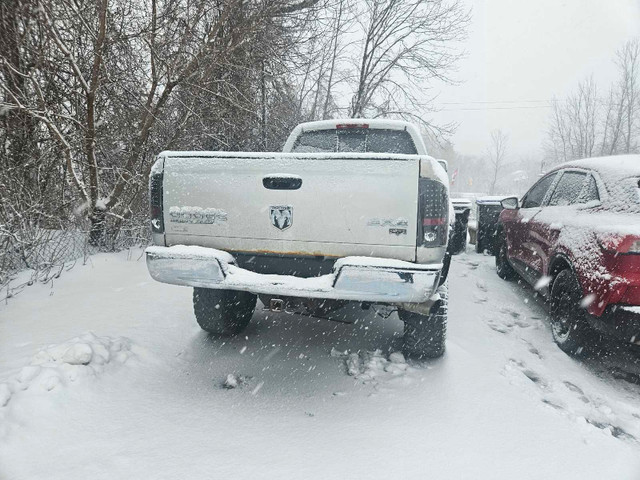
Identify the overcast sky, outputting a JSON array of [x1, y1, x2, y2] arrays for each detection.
[[428, 0, 640, 158]]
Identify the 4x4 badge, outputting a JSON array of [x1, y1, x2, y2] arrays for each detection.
[[270, 205, 292, 230]]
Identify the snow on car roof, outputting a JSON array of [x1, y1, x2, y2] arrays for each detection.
[[557, 155, 640, 178]]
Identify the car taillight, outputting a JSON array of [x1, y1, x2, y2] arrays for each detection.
[[418, 178, 448, 247], [599, 234, 640, 254], [149, 158, 164, 234]]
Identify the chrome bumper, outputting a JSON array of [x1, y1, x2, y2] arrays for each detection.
[[145, 245, 441, 305]]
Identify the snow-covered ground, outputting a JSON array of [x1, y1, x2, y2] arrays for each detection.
[[1, 249, 639, 479]]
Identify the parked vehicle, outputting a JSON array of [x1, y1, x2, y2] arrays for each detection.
[[476, 195, 511, 254], [450, 198, 472, 254], [433, 160, 472, 255], [145, 119, 454, 358], [495, 156, 640, 354]]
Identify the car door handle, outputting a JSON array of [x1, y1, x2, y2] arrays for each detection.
[[263, 175, 302, 190]]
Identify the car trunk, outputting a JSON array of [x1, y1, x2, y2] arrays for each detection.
[[162, 152, 420, 261]]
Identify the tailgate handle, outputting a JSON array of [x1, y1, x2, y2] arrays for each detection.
[[263, 175, 302, 190]]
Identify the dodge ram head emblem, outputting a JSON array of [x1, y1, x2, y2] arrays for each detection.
[[270, 205, 292, 230]]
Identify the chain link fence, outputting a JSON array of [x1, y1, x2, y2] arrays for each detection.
[[0, 216, 150, 302]]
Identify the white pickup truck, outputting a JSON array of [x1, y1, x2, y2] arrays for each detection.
[[146, 119, 452, 358]]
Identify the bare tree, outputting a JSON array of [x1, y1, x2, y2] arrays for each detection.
[[290, 0, 355, 122], [0, 0, 321, 246], [545, 77, 600, 163], [348, 0, 468, 123], [487, 129, 508, 195], [616, 39, 640, 153], [600, 85, 626, 156], [546, 40, 640, 165], [599, 41, 640, 156], [321, 0, 351, 118]]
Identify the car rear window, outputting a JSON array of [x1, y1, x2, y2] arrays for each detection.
[[592, 175, 640, 214], [292, 128, 417, 154], [613, 177, 640, 213], [547, 171, 587, 206]]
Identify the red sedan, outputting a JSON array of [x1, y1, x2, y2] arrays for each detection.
[[495, 156, 640, 354]]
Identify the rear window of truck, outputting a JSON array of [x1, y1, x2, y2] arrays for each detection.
[[292, 128, 418, 154]]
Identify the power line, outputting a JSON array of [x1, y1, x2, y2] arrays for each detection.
[[438, 105, 553, 112], [440, 99, 553, 105]]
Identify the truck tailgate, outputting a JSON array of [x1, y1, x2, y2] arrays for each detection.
[[162, 152, 420, 261]]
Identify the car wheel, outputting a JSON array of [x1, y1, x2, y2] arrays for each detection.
[[193, 288, 257, 336], [495, 237, 517, 280], [400, 282, 447, 359], [549, 269, 599, 356]]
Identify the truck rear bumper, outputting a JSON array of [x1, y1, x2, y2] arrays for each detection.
[[146, 245, 441, 305]]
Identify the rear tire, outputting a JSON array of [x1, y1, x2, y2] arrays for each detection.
[[400, 283, 447, 359], [549, 269, 600, 356], [193, 288, 256, 336], [496, 237, 517, 280]]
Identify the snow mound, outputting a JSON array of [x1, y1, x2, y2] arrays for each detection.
[[223, 374, 239, 389], [337, 349, 415, 385], [0, 333, 135, 410], [222, 374, 253, 389]]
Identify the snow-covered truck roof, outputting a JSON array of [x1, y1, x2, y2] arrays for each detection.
[[294, 118, 421, 133]]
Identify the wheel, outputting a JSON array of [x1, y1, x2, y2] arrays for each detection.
[[549, 269, 600, 356], [449, 235, 460, 255], [495, 236, 517, 280], [400, 283, 447, 359], [193, 288, 257, 336]]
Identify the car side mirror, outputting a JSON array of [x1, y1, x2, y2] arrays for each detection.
[[501, 197, 519, 210]]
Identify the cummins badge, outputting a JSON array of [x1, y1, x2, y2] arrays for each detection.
[[270, 205, 293, 230]]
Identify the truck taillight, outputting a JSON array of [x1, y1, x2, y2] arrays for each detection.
[[418, 178, 448, 247], [149, 158, 164, 234]]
